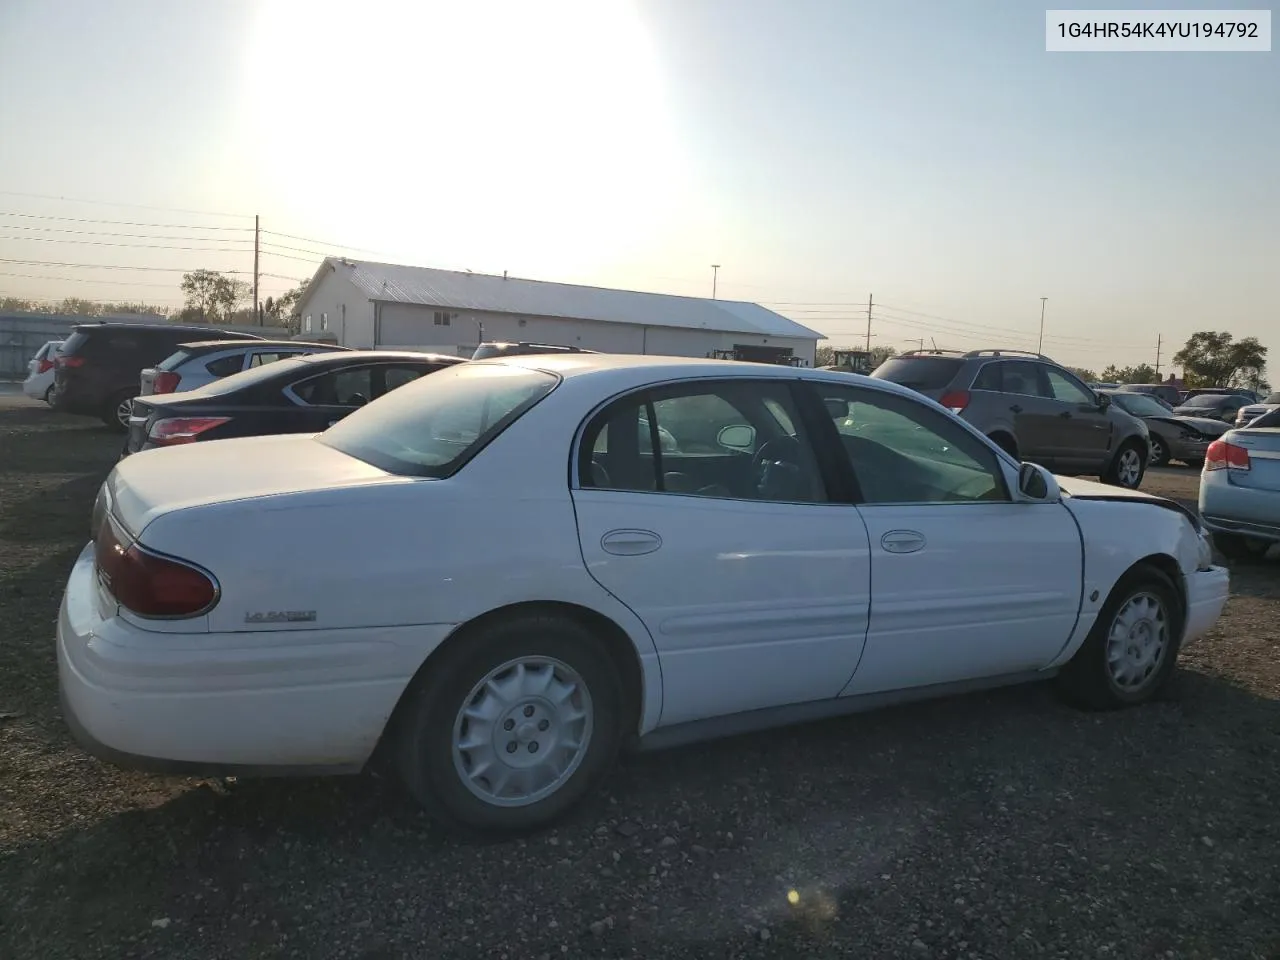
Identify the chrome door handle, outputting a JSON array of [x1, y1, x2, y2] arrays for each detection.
[[600, 529, 662, 556], [881, 530, 926, 554]]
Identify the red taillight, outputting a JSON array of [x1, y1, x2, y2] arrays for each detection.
[[1204, 439, 1250, 472], [152, 371, 182, 394], [94, 519, 217, 618], [57, 354, 86, 368], [939, 390, 971, 413], [37, 358, 54, 373], [147, 416, 231, 446]]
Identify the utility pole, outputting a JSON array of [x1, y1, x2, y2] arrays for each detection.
[[711, 264, 720, 299], [1037, 297, 1047, 353], [865, 293, 873, 352], [1154, 333, 1162, 377], [253, 214, 261, 325]]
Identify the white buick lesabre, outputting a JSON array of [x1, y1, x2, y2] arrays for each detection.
[[59, 355, 1229, 832]]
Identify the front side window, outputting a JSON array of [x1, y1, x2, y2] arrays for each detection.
[[579, 379, 825, 503], [1044, 367, 1094, 405], [996, 361, 1047, 398], [205, 353, 245, 377], [320, 363, 558, 478], [812, 384, 1009, 504]]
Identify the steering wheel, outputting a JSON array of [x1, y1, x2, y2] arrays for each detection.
[[750, 436, 810, 499], [751, 435, 802, 472]]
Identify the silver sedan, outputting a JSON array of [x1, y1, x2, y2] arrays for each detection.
[[1199, 406, 1280, 560]]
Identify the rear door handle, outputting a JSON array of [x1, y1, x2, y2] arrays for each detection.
[[600, 529, 663, 556], [881, 530, 926, 554], [1009, 404, 1022, 414]]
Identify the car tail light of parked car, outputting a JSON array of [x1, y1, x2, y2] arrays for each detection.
[[56, 354, 86, 368], [36, 356, 56, 374], [94, 515, 219, 618], [148, 416, 232, 446], [939, 390, 971, 414], [1204, 439, 1250, 472], [152, 371, 182, 394]]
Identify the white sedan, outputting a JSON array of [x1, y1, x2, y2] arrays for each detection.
[[58, 355, 1230, 832]]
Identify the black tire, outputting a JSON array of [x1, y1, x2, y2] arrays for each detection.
[[394, 615, 624, 834], [1103, 440, 1146, 489], [1056, 565, 1183, 710], [988, 432, 1019, 459], [101, 390, 135, 432], [1212, 532, 1269, 563], [1183, 458, 1204, 470], [1147, 434, 1170, 467]]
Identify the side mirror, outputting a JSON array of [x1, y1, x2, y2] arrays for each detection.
[[1096, 392, 1111, 409], [717, 424, 756, 451], [1017, 461, 1060, 502]]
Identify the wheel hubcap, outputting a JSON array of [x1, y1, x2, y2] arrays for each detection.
[[116, 399, 133, 426], [1106, 592, 1168, 691], [1118, 449, 1141, 486], [452, 656, 593, 808], [1151, 439, 1164, 462]]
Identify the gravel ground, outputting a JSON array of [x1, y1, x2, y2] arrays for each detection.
[[1, 396, 1277, 960]]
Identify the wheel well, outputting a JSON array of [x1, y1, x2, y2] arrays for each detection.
[[1126, 554, 1187, 627], [987, 431, 1018, 457], [371, 601, 646, 767]]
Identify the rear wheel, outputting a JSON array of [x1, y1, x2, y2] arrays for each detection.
[[394, 615, 624, 834], [1147, 435, 1169, 467], [1103, 440, 1146, 489], [101, 390, 135, 432], [1057, 565, 1182, 709]]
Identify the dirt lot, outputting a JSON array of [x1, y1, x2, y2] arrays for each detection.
[[1, 394, 1277, 960]]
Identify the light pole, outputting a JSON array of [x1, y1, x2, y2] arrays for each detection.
[[711, 265, 720, 299], [1038, 297, 1048, 353]]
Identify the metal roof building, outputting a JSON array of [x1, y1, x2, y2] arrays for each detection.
[[295, 259, 824, 365]]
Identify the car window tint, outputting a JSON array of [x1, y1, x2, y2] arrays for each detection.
[[972, 363, 1002, 391], [293, 366, 374, 407], [248, 351, 291, 368], [1044, 367, 1094, 404], [816, 384, 1009, 504], [998, 361, 1048, 398], [383, 365, 427, 392], [580, 380, 826, 503], [205, 354, 245, 377]]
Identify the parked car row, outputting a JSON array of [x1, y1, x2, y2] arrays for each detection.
[[55, 351, 1238, 835]]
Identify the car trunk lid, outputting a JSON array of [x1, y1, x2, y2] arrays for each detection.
[[106, 433, 413, 537], [1225, 427, 1280, 492]]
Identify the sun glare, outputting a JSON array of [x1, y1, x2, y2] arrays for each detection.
[[241, 0, 687, 275]]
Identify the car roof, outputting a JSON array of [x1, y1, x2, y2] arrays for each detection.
[[173, 339, 350, 352], [480, 353, 927, 401], [72, 322, 265, 338]]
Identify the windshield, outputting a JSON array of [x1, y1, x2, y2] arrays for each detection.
[[1182, 394, 1231, 409], [320, 363, 559, 478], [870, 356, 962, 391], [1111, 392, 1170, 417]]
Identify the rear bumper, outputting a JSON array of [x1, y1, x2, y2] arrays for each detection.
[[1200, 476, 1280, 544], [1169, 437, 1211, 462], [57, 542, 455, 774], [1183, 565, 1230, 645]]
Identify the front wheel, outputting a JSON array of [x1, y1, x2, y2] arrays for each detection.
[[1103, 441, 1146, 489], [394, 615, 624, 834], [1147, 435, 1169, 467], [1057, 565, 1182, 710]]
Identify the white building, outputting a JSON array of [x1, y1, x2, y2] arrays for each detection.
[[294, 259, 823, 365]]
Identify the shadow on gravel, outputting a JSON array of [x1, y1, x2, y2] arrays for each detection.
[[1219, 560, 1280, 600], [1, 673, 1276, 958], [0, 473, 107, 545]]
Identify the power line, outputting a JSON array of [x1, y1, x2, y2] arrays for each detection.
[[0, 234, 255, 253], [0, 270, 182, 289], [0, 211, 253, 231], [0, 191, 251, 220], [0, 257, 254, 274], [0, 223, 255, 242], [259, 229, 395, 258]]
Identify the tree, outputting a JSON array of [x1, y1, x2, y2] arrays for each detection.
[[180, 269, 223, 322], [869, 345, 898, 367], [1172, 332, 1268, 390], [211, 275, 250, 323], [814, 345, 835, 367], [1098, 363, 1158, 384], [1066, 366, 1097, 382]]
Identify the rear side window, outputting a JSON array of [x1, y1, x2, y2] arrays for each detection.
[[870, 357, 963, 391], [159, 349, 195, 372], [320, 363, 559, 478], [205, 354, 246, 377]]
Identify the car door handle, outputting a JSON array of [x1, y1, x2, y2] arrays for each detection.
[[600, 529, 663, 556], [1009, 404, 1022, 414], [880, 530, 926, 554]]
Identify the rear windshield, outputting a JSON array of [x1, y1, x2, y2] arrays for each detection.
[[1110, 392, 1170, 418], [870, 356, 963, 391], [157, 349, 194, 371], [1182, 394, 1232, 408], [320, 363, 559, 478], [60, 330, 91, 355]]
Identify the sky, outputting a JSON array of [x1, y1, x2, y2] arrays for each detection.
[[0, 0, 1275, 376]]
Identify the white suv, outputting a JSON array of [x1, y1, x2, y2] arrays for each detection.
[[139, 340, 350, 396], [1234, 392, 1280, 428]]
